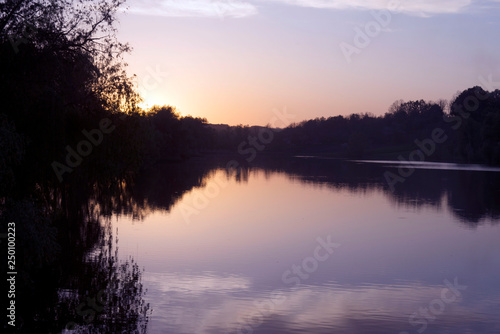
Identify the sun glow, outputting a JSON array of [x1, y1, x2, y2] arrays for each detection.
[[137, 91, 171, 111]]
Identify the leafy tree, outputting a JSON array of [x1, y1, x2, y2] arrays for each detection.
[[0, 0, 140, 188]]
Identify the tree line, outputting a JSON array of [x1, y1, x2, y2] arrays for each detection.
[[270, 90, 500, 164]]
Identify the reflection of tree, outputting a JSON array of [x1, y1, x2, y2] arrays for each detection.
[[233, 157, 500, 227], [108, 156, 499, 227], [57, 223, 150, 334], [98, 156, 227, 220], [0, 167, 155, 333], [385, 168, 500, 226], [1, 197, 150, 333], [0, 198, 60, 332], [445, 170, 500, 224], [0, 154, 229, 331]]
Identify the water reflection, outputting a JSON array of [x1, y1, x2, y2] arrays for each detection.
[[0, 171, 152, 332], [7, 155, 497, 333], [153, 281, 497, 334], [56, 224, 150, 334], [111, 156, 500, 334], [120, 156, 500, 227]]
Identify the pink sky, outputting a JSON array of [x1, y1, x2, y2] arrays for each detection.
[[117, 0, 500, 125]]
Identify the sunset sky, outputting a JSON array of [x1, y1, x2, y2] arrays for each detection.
[[117, 0, 500, 125]]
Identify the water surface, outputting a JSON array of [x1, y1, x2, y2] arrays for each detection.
[[113, 157, 500, 334]]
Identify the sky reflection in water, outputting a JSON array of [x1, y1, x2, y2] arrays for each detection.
[[114, 161, 500, 334]]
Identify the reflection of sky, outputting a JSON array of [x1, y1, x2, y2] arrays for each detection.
[[114, 169, 500, 333], [143, 272, 500, 334], [353, 160, 500, 172]]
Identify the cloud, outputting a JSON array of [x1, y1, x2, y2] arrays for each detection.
[[265, 0, 473, 16], [126, 0, 258, 18], [124, 0, 491, 18]]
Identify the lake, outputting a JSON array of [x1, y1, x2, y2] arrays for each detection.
[[110, 156, 500, 334]]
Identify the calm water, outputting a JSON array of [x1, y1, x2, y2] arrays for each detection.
[[112, 157, 500, 334]]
